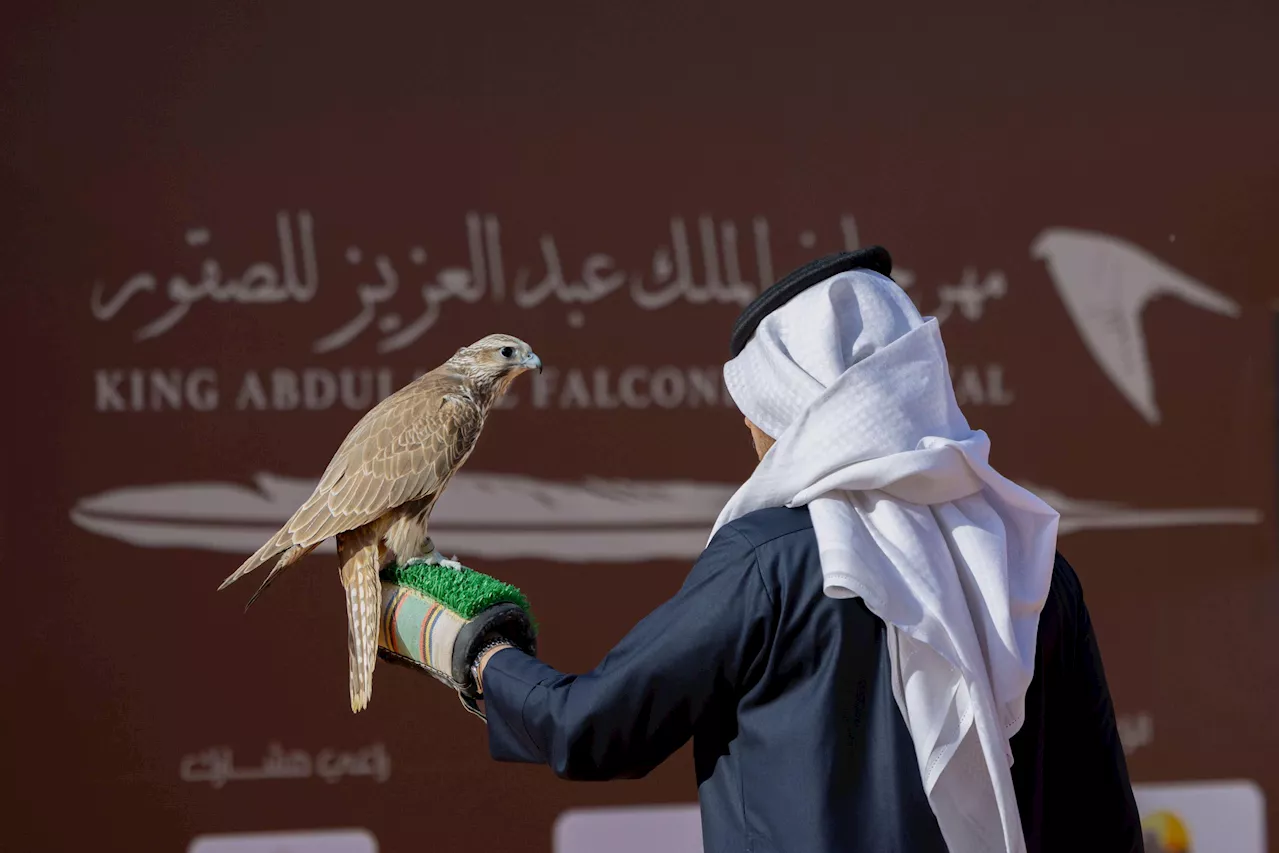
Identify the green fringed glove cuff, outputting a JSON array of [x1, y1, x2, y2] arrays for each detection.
[[376, 560, 537, 720]]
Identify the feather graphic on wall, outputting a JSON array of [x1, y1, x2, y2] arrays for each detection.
[[70, 472, 1261, 561]]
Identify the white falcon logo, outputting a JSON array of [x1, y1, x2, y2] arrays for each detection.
[[1032, 227, 1241, 424]]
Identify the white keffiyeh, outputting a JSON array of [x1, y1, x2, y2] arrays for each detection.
[[710, 268, 1060, 853]]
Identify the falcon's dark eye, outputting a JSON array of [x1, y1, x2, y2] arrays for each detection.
[[499, 346, 516, 359]]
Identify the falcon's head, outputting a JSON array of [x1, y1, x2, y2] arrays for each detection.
[[451, 333, 542, 395]]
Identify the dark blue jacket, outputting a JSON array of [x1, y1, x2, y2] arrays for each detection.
[[483, 506, 1143, 852]]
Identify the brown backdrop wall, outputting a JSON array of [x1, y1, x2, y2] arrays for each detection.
[[2, 2, 1275, 851]]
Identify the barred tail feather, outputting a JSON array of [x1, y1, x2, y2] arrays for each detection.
[[338, 528, 384, 713]]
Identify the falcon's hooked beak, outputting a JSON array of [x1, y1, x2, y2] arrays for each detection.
[[522, 352, 543, 374]]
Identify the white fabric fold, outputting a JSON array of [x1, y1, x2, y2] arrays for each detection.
[[709, 269, 1060, 853]]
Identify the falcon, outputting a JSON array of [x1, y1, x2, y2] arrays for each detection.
[[218, 333, 542, 712]]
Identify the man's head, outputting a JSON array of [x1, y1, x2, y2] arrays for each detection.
[[727, 248, 895, 464]]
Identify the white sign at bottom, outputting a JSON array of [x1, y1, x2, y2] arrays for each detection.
[[188, 828, 378, 853], [554, 781, 1267, 853], [554, 805, 704, 853], [1134, 780, 1267, 853]]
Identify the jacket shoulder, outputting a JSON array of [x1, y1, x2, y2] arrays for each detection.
[[719, 505, 815, 551]]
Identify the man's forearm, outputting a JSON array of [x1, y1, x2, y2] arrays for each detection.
[[476, 524, 771, 781], [479, 647, 558, 767], [479, 647, 677, 781]]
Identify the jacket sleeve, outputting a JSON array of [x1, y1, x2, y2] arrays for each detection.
[[1014, 554, 1145, 852], [1067, 579, 1145, 851], [479, 524, 774, 781]]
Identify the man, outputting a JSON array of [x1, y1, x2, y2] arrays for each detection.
[[471, 250, 1143, 853]]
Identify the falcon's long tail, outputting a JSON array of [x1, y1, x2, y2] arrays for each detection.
[[338, 526, 385, 714]]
